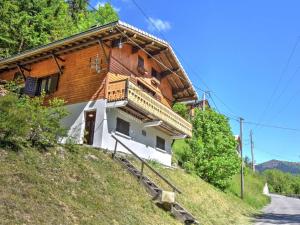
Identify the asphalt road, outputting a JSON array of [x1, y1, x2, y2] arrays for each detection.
[[255, 194, 300, 225]]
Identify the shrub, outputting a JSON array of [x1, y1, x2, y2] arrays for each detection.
[[0, 94, 29, 149], [173, 102, 189, 120], [0, 90, 68, 150]]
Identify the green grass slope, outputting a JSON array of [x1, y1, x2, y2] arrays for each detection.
[[227, 168, 270, 209], [0, 146, 269, 225], [140, 162, 268, 225], [0, 147, 179, 225]]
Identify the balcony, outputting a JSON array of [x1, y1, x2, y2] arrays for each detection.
[[107, 79, 192, 137]]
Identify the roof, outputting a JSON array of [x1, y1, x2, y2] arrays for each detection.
[[0, 20, 198, 101]]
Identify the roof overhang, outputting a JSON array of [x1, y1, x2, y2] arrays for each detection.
[[0, 20, 198, 101]]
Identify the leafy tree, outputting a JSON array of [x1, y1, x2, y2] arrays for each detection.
[[263, 169, 300, 195], [0, 1, 119, 58], [0, 0, 74, 58], [173, 102, 189, 120], [75, 2, 119, 32], [178, 108, 240, 190]]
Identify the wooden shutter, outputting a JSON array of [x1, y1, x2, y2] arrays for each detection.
[[48, 74, 59, 94], [24, 77, 39, 96]]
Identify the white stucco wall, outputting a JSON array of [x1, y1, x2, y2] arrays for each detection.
[[61, 99, 173, 166], [60, 99, 106, 147]]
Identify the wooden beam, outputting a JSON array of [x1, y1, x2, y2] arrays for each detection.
[[111, 38, 126, 48], [160, 68, 180, 78], [148, 48, 168, 58], [52, 53, 65, 62], [132, 41, 154, 54], [98, 39, 109, 64], [173, 85, 190, 94], [18, 64, 31, 72], [51, 53, 63, 75], [16, 64, 27, 81], [2, 32, 122, 72]]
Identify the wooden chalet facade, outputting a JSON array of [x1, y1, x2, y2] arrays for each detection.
[[0, 21, 197, 166]]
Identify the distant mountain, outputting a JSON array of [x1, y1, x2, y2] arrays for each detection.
[[256, 160, 300, 174]]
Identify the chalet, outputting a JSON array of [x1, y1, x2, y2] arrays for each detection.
[[0, 21, 198, 166]]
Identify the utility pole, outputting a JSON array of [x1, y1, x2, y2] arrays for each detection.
[[250, 130, 255, 172], [202, 91, 206, 111], [240, 117, 244, 199]]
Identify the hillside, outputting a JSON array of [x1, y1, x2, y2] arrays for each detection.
[[0, 146, 269, 225], [256, 160, 300, 174]]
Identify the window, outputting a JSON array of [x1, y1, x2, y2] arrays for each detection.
[[116, 117, 130, 136], [156, 136, 165, 150], [24, 74, 59, 96], [38, 75, 59, 94], [142, 130, 147, 136], [151, 68, 161, 80], [138, 56, 144, 69]]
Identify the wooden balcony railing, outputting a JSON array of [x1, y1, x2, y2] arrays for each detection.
[[107, 79, 192, 137], [107, 79, 128, 102]]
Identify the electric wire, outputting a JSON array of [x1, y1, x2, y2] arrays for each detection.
[[254, 37, 300, 130]]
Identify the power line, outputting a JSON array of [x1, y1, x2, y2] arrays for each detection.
[[244, 121, 300, 132], [129, 0, 241, 116], [254, 36, 300, 130], [255, 148, 296, 162], [115, 26, 206, 94]]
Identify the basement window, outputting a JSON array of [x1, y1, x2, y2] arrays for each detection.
[[116, 117, 130, 136], [156, 136, 165, 151]]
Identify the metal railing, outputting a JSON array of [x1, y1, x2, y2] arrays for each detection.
[[111, 134, 182, 194]]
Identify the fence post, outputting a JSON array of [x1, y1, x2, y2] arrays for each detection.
[[112, 140, 117, 159], [140, 162, 144, 182]]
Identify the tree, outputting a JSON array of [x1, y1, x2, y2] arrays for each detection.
[[173, 102, 189, 120], [0, 0, 74, 58], [0, 1, 119, 58], [178, 108, 240, 190], [263, 169, 300, 195]]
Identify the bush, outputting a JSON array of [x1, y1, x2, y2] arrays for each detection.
[[0, 90, 68, 150], [173, 102, 189, 120], [176, 108, 240, 190], [0, 94, 29, 149], [263, 169, 300, 195]]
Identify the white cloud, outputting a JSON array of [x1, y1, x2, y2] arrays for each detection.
[[95, 1, 121, 12], [147, 17, 171, 32]]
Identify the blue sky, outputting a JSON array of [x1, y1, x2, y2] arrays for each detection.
[[92, 0, 300, 163]]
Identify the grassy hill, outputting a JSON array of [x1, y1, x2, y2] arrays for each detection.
[[0, 146, 268, 225]]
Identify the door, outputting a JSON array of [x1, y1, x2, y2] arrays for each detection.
[[84, 111, 96, 145]]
